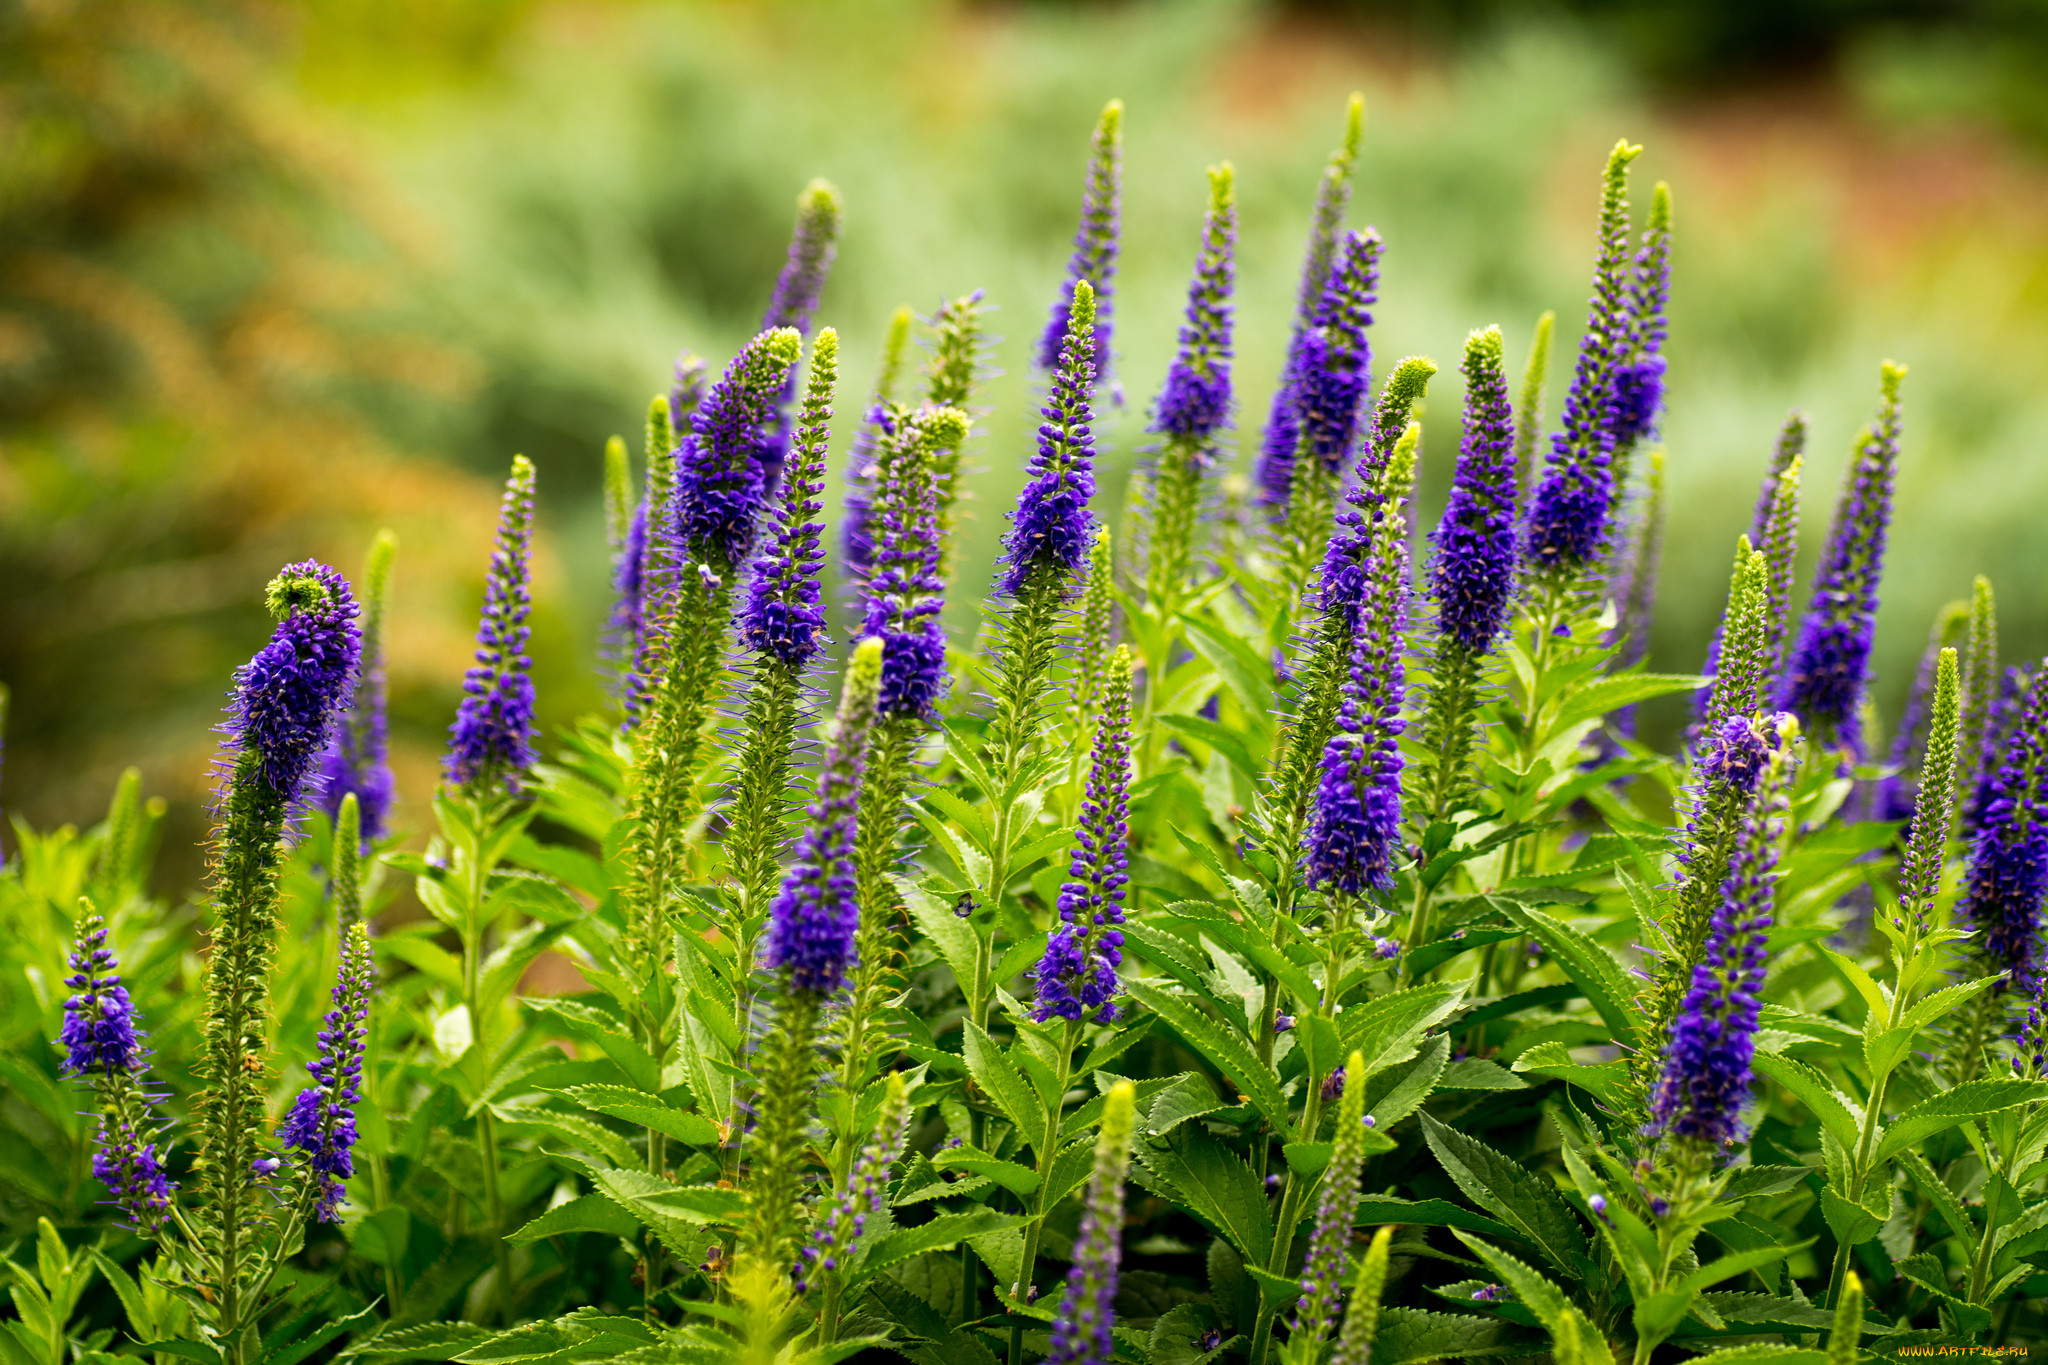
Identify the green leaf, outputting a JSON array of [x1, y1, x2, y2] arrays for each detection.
[[1509, 1041, 1628, 1101], [1340, 981, 1468, 1078], [1372, 1308, 1529, 1365], [932, 1147, 1040, 1197], [490, 1104, 640, 1169], [1685, 1349, 1826, 1365], [1351, 1196, 1517, 1242], [1364, 1033, 1449, 1128], [1132, 1125, 1274, 1264], [528, 999, 660, 1092], [1496, 905, 1639, 1049], [857, 1210, 1028, 1279], [1156, 713, 1263, 779], [1896, 1148, 1975, 1243], [1422, 1115, 1587, 1273], [506, 1193, 642, 1246], [1127, 982, 1290, 1139], [253, 1302, 383, 1365], [1182, 614, 1276, 719], [1552, 674, 1707, 731], [1751, 1053, 1863, 1155], [556, 1085, 721, 1146], [1439, 1059, 1528, 1091], [1818, 1187, 1884, 1249], [1873, 1078, 2048, 1164], [1675, 1241, 1810, 1296], [963, 1021, 1046, 1142], [337, 1323, 493, 1364], [902, 878, 979, 988]]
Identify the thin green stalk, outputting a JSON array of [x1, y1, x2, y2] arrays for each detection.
[[1008, 1020, 1081, 1365]]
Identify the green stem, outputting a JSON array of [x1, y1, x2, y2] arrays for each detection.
[[1968, 1115, 2017, 1304], [462, 798, 515, 1321], [1008, 1022, 1080, 1365]]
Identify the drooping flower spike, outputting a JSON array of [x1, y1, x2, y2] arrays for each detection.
[[226, 562, 363, 808], [1044, 1081, 1137, 1365], [764, 638, 884, 996], [1523, 140, 1642, 575], [279, 921, 373, 1223], [1778, 363, 1907, 744], [1039, 100, 1122, 380], [1034, 648, 1133, 1023], [1958, 662, 2048, 994], [319, 531, 397, 844], [1000, 279, 1100, 596], [756, 180, 843, 490], [447, 456, 538, 795], [1258, 94, 1363, 504], [738, 328, 838, 672], [1650, 715, 1798, 1146]]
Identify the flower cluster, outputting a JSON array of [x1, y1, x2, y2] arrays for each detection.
[[764, 638, 883, 995], [1045, 1082, 1136, 1365], [1284, 229, 1381, 494], [1651, 720, 1795, 1145], [1034, 650, 1133, 1023], [1429, 326, 1519, 652], [756, 181, 842, 488], [1959, 664, 2048, 992], [1153, 163, 1236, 442], [279, 922, 374, 1222], [228, 562, 362, 806], [1039, 101, 1122, 378], [737, 329, 837, 672], [447, 457, 538, 794], [862, 404, 964, 718], [60, 915, 141, 1078], [60, 915, 174, 1230], [1000, 280, 1100, 595], [671, 328, 805, 572]]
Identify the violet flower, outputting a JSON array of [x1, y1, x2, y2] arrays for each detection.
[[1039, 101, 1122, 381], [59, 914, 175, 1230], [861, 404, 961, 718], [1034, 649, 1133, 1023], [1261, 229, 1381, 506], [1000, 280, 1100, 596], [1959, 664, 2048, 994], [1523, 141, 1641, 575], [1153, 164, 1236, 443], [1608, 182, 1671, 448], [229, 562, 362, 808], [672, 328, 805, 573], [756, 181, 842, 491], [737, 329, 836, 672], [1778, 364, 1906, 743], [60, 915, 142, 1079], [446, 456, 537, 794], [1428, 325, 1518, 653], [279, 921, 373, 1222]]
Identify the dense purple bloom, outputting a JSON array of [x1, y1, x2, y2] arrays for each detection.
[[60, 916, 141, 1078], [280, 923, 373, 1222], [1035, 653, 1132, 1023], [446, 457, 537, 793], [1429, 327, 1518, 653], [1968, 666, 2030, 835], [1608, 185, 1671, 447], [669, 351, 708, 429], [1651, 728, 1789, 1145], [671, 329, 804, 573], [1523, 143, 1640, 573], [1304, 509, 1408, 896], [1153, 165, 1235, 442], [1039, 102, 1121, 379], [1778, 366, 1905, 740], [737, 330, 836, 672], [764, 641, 881, 995], [1259, 230, 1381, 508], [1000, 281, 1100, 596], [1959, 665, 2048, 993], [92, 1103, 175, 1231], [318, 535, 396, 844], [756, 182, 842, 491], [228, 562, 362, 806], [1256, 100, 1362, 507], [860, 405, 953, 717], [1045, 1086, 1135, 1365], [1697, 715, 1772, 796]]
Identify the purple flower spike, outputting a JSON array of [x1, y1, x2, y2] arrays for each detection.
[[318, 533, 396, 844], [1261, 230, 1382, 506], [1778, 364, 1906, 741], [1608, 182, 1671, 447], [1960, 664, 2048, 994], [1153, 164, 1236, 442], [447, 457, 538, 795], [669, 351, 709, 428], [738, 330, 837, 672], [280, 922, 374, 1222], [1000, 280, 1100, 596], [861, 404, 961, 718], [1034, 650, 1133, 1023], [756, 182, 843, 490], [60, 916, 141, 1078], [1039, 101, 1122, 380], [1429, 326, 1518, 653], [1524, 141, 1641, 574], [794, 1075, 909, 1294], [1045, 1084, 1136, 1365], [93, 1101, 175, 1231], [1304, 505, 1409, 896], [764, 639, 883, 995], [672, 328, 805, 573], [1651, 719, 1795, 1146], [228, 562, 362, 808]]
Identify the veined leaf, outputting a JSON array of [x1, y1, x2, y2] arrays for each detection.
[[1127, 982, 1290, 1139], [506, 1193, 641, 1246], [1751, 1052, 1862, 1155], [1873, 1078, 2048, 1164], [1496, 904, 1639, 1050], [963, 1021, 1047, 1142], [1423, 1115, 1587, 1273], [555, 1084, 721, 1146], [856, 1210, 1028, 1280]]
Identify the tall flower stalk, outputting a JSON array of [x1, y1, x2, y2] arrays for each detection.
[[742, 638, 882, 1282], [318, 530, 397, 844], [725, 329, 839, 1039], [1043, 1081, 1137, 1365], [1258, 93, 1363, 506], [757, 180, 842, 491], [1417, 326, 1517, 824], [1778, 363, 1907, 749], [925, 290, 990, 551], [1511, 311, 1555, 497], [1605, 180, 1672, 500], [1959, 574, 2001, 821], [1039, 101, 1121, 381], [841, 306, 915, 581], [447, 457, 538, 796], [1698, 418, 1803, 725], [1523, 140, 1641, 584], [60, 911, 175, 1235], [197, 562, 359, 1356], [1290, 1051, 1370, 1355], [1958, 664, 2048, 998], [278, 922, 372, 1225]]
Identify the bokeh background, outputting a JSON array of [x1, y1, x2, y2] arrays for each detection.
[[5, 0, 2047, 892]]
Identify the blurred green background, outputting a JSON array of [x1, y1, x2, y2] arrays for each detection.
[[5, 0, 2047, 891]]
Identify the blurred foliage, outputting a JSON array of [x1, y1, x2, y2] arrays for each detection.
[[5, 0, 2048, 897]]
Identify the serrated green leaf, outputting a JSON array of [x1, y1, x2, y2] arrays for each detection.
[[1873, 1078, 2048, 1164], [1127, 982, 1290, 1139], [557, 1084, 721, 1146], [1496, 905, 1639, 1049], [1423, 1115, 1587, 1273], [506, 1193, 642, 1246]]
